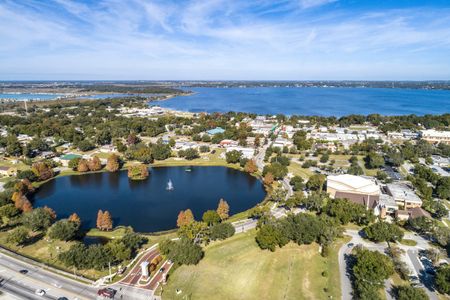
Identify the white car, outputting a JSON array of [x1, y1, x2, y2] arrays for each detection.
[[35, 289, 46, 296]]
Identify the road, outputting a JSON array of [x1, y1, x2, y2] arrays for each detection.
[[0, 252, 97, 299], [406, 250, 438, 300]]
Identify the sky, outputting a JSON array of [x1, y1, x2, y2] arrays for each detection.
[[1, 0, 450, 80]]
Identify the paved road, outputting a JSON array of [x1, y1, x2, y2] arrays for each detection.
[[406, 250, 438, 300], [0, 252, 97, 299]]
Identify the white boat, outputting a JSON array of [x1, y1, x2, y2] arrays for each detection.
[[166, 179, 174, 191]]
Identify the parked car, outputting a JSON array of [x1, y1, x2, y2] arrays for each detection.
[[347, 243, 354, 248], [19, 269, 28, 274], [35, 289, 46, 296]]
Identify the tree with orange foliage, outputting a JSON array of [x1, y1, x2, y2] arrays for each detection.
[[102, 211, 113, 231], [216, 199, 230, 220], [68, 213, 81, 224], [88, 156, 102, 171], [244, 160, 258, 173], [263, 172, 274, 185], [176, 209, 195, 227], [96, 210, 104, 229], [22, 200, 33, 212], [176, 210, 186, 228], [106, 154, 120, 172], [43, 206, 57, 220], [77, 159, 89, 172], [31, 162, 54, 181]]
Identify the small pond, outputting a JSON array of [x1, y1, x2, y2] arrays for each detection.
[[31, 166, 266, 232]]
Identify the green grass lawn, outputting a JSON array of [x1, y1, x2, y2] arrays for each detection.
[[288, 161, 314, 179], [399, 239, 417, 246], [162, 230, 345, 300]]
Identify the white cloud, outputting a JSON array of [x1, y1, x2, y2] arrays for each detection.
[[0, 0, 449, 79]]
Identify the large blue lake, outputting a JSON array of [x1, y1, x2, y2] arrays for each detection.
[[32, 166, 265, 232], [157, 87, 450, 116]]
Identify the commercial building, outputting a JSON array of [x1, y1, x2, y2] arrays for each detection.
[[385, 183, 422, 209], [421, 129, 450, 144], [327, 174, 380, 198]]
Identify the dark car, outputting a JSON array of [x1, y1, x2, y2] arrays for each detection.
[[19, 269, 28, 274], [97, 288, 117, 298], [425, 268, 436, 275], [57, 297, 69, 300]]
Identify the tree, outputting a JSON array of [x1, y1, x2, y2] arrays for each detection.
[[105, 239, 131, 263], [300, 192, 326, 212], [48, 219, 80, 241], [78, 140, 95, 152], [289, 176, 304, 191], [159, 238, 204, 265], [325, 198, 374, 225], [96, 210, 104, 230], [31, 161, 54, 181], [436, 177, 450, 200], [77, 159, 89, 172], [102, 211, 113, 231], [216, 199, 230, 221], [88, 156, 102, 171], [306, 174, 326, 192], [255, 223, 288, 251], [68, 213, 81, 224], [22, 207, 54, 231], [6, 135, 22, 156], [6, 226, 29, 245], [365, 152, 385, 169], [244, 160, 258, 173], [17, 169, 38, 182], [68, 157, 81, 170], [263, 172, 274, 185], [44, 206, 57, 220], [177, 209, 195, 227], [435, 266, 450, 295], [364, 222, 404, 242], [262, 162, 288, 180], [320, 153, 329, 163], [348, 164, 364, 175], [106, 154, 120, 172], [352, 248, 394, 299], [0, 204, 19, 220], [202, 210, 220, 225], [395, 285, 429, 300], [180, 148, 199, 160], [209, 223, 235, 240], [127, 164, 149, 180]]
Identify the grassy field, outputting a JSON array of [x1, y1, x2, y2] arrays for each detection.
[[288, 161, 314, 179], [162, 230, 344, 300], [399, 239, 417, 246]]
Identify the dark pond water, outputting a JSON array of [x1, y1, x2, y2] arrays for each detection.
[[31, 167, 265, 232]]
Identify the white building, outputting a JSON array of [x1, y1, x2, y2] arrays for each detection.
[[327, 174, 380, 198], [421, 129, 450, 144], [226, 146, 255, 159]]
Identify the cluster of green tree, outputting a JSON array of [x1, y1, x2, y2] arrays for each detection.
[[351, 247, 394, 300], [435, 266, 450, 295], [363, 222, 404, 242], [262, 162, 288, 180], [178, 148, 199, 160], [407, 216, 450, 255], [347, 155, 364, 175], [159, 238, 204, 266], [394, 285, 429, 300], [58, 232, 147, 270], [407, 164, 450, 218], [255, 213, 342, 253]]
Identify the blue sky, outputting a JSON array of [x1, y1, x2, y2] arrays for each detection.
[[1, 0, 450, 80]]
